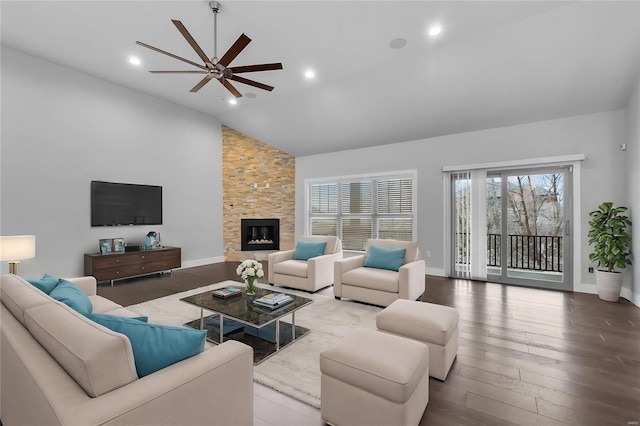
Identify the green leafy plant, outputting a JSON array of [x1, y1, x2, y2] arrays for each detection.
[[588, 202, 632, 272]]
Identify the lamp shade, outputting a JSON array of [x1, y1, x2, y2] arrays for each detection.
[[0, 235, 36, 261]]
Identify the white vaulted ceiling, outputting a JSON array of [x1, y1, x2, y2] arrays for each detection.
[[2, 1, 638, 156]]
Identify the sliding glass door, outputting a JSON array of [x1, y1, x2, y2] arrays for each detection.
[[452, 167, 572, 291], [488, 168, 572, 290]]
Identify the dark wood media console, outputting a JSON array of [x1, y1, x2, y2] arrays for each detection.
[[84, 246, 181, 285]]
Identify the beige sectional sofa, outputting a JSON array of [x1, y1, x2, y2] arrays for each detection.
[[1, 273, 254, 426]]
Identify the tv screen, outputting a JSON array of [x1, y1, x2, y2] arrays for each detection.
[[91, 181, 162, 226]]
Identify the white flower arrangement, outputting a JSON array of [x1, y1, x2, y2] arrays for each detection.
[[236, 259, 265, 281]]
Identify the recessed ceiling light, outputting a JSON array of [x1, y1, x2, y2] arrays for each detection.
[[389, 38, 407, 49], [245, 92, 257, 99], [128, 56, 141, 66], [428, 26, 442, 36], [229, 99, 237, 105], [304, 69, 315, 79]]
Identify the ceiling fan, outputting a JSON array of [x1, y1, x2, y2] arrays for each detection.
[[135, 1, 283, 98]]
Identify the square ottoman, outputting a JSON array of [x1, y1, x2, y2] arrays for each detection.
[[377, 299, 459, 380], [320, 328, 429, 426]]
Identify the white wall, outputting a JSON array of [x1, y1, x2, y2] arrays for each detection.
[[626, 70, 640, 306], [296, 110, 628, 296], [1, 47, 224, 278]]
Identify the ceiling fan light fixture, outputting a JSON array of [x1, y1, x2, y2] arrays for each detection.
[[135, 1, 283, 99]]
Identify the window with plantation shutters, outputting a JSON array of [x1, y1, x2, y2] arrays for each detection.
[[308, 172, 416, 251]]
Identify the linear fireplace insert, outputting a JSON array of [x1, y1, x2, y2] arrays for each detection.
[[241, 218, 280, 251]]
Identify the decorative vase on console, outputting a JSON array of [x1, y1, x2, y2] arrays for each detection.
[[236, 259, 264, 296]]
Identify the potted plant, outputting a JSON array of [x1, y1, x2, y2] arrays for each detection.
[[587, 202, 632, 302]]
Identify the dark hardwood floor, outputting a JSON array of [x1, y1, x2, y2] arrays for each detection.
[[97, 263, 640, 426]]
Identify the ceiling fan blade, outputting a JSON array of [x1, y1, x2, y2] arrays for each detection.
[[220, 79, 243, 98], [136, 41, 207, 71], [150, 70, 209, 74], [229, 75, 274, 92], [218, 33, 251, 67], [190, 74, 216, 93], [171, 19, 213, 67], [230, 63, 283, 74]]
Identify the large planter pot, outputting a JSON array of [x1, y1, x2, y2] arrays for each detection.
[[595, 270, 623, 302]]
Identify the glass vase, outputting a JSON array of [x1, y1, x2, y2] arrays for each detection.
[[245, 277, 257, 295]]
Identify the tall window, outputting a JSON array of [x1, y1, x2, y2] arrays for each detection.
[[308, 173, 415, 251]]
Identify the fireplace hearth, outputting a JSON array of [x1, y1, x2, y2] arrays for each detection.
[[241, 218, 280, 251]]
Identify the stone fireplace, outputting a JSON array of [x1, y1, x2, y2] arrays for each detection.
[[241, 218, 280, 251]]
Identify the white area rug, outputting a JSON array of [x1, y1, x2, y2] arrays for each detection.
[[126, 282, 381, 408]]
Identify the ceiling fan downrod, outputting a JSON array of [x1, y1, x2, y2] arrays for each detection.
[[210, 1, 221, 64]]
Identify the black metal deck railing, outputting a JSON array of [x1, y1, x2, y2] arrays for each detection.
[[459, 233, 563, 272]]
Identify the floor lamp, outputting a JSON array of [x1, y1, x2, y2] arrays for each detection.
[[0, 235, 36, 275]]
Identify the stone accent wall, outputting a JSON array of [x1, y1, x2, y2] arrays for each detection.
[[222, 125, 295, 262]]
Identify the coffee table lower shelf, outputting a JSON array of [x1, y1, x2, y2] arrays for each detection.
[[185, 314, 310, 365]]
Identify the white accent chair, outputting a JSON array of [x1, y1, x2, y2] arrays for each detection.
[[334, 238, 425, 307], [268, 236, 343, 292]]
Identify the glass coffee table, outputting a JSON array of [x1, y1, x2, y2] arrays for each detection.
[[180, 281, 313, 364]]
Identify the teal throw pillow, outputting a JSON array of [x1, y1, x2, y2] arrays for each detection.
[[293, 241, 327, 261], [27, 274, 59, 294], [50, 279, 93, 314], [364, 245, 407, 272], [86, 313, 149, 323], [85, 313, 206, 377]]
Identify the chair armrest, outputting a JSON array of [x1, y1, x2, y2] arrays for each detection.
[[307, 252, 344, 288], [72, 341, 254, 426], [335, 255, 365, 272], [398, 260, 426, 300], [64, 276, 97, 296], [308, 252, 344, 269], [268, 250, 295, 264], [268, 250, 295, 283], [333, 255, 365, 297]]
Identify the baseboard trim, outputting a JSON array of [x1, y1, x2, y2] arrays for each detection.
[[425, 267, 446, 277], [181, 256, 225, 269]]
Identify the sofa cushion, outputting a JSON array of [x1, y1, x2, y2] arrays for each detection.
[[85, 313, 206, 377], [342, 267, 399, 293], [364, 246, 406, 272], [24, 302, 138, 397], [273, 259, 308, 278], [293, 241, 327, 261], [50, 279, 93, 314], [1, 274, 52, 325], [366, 239, 419, 264], [27, 274, 59, 294]]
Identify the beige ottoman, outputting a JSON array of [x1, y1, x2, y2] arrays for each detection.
[[320, 328, 429, 426], [377, 299, 459, 380]]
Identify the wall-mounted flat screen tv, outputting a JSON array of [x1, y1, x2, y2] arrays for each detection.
[[91, 181, 163, 226]]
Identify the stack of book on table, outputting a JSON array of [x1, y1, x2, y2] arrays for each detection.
[[254, 292, 293, 309], [212, 286, 242, 299]]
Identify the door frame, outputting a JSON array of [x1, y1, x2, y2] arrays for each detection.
[[486, 166, 573, 291]]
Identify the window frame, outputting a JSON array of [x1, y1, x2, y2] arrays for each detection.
[[305, 170, 418, 252]]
